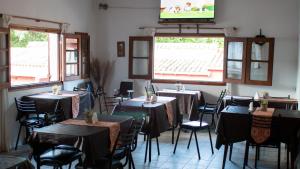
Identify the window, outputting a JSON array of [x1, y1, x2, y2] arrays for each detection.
[[224, 37, 274, 86], [63, 34, 81, 80], [0, 28, 9, 89], [10, 26, 60, 87], [153, 34, 224, 84], [129, 36, 153, 79]]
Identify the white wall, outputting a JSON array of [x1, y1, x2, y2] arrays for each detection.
[[95, 0, 299, 102], [0, 0, 97, 149]]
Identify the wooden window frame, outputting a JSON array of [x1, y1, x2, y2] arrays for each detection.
[[129, 36, 153, 80], [0, 28, 10, 89], [223, 37, 247, 84], [245, 37, 274, 86], [152, 33, 226, 86], [8, 25, 61, 90], [63, 33, 81, 81], [224, 37, 275, 86], [75, 32, 90, 79]]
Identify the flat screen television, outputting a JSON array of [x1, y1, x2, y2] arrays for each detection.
[[159, 0, 215, 23]]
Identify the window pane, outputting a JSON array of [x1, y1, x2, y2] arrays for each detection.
[[250, 62, 268, 81], [133, 59, 148, 75], [154, 36, 224, 82], [66, 38, 78, 50], [66, 51, 78, 63], [0, 51, 7, 67], [66, 64, 78, 76], [227, 61, 242, 79], [228, 42, 243, 60], [10, 29, 59, 86], [0, 70, 7, 83], [0, 34, 7, 48], [133, 41, 149, 58], [251, 43, 269, 61]]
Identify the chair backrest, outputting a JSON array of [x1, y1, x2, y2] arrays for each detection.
[[111, 121, 136, 154], [15, 98, 38, 121], [230, 96, 254, 107], [119, 81, 133, 97]]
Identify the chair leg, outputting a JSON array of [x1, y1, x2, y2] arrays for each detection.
[[172, 126, 174, 144], [222, 144, 229, 169], [173, 127, 181, 154], [255, 146, 258, 168], [15, 125, 22, 150], [144, 134, 149, 163], [229, 144, 233, 161], [287, 144, 290, 169], [278, 144, 281, 169], [130, 152, 135, 169], [208, 127, 214, 154], [68, 162, 72, 169], [194, 130, 201, 160], [243, 141, 250, 169], [156, 137, 160, 155], [187, 130, 193, 149]]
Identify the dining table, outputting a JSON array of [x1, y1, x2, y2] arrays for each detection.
[[223, 95, 298, 110], [216, 105, 300, 169], [120, 95, 177, 162], [25, 90, 93, 119], [156, 89, 204, 121], [34, 114, 133, 166]]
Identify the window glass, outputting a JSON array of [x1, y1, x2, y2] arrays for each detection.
[[10, 29, 59, 86], [154, 36, 224, 82]]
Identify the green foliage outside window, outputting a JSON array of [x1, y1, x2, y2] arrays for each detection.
[[155, 37, 224, 47], [10, 30, 48, 48]]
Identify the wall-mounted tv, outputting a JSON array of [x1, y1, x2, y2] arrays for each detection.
[[159, 0, 215, 23]]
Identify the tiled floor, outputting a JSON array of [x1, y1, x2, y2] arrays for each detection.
[[14, 129, 288, 169]]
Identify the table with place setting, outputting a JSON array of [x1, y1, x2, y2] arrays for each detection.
[[34, 114, 133, 167], [216, 105, 300, 169], [24, 90, 93, 119], [156, 89, 205, 121]]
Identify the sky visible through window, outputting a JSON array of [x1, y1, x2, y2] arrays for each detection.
[[154, 36, 224, 82]]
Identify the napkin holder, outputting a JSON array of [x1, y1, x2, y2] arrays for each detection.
[[150, 95, 157, 103]]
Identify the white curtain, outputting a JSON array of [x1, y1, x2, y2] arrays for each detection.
[[0, 14, 11, 152]]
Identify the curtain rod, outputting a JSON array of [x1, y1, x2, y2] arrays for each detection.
[[139, 26, 237, 30], [1, 13, 68, 25]]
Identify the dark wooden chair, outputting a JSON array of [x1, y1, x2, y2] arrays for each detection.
[[198, 89, 226, 127], [173, 112, 214, 160]]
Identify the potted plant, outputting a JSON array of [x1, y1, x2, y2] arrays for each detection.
[[260, 99, 268, 111]]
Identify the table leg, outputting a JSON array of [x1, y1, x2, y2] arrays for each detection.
[[149, 136, 152, 162], [144, 135, 148, 163]]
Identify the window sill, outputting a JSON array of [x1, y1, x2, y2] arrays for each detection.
[[151, 79, 226, 86], [9, 81, 62, 92]]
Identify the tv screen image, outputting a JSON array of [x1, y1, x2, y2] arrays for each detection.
[[160, 0, 215, 19]]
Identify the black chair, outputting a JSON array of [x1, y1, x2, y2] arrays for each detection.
[[173, 111, 214, 160], [15, 98, 46, 150], [96, 120, 137, 169], [114, 81, 134, 101], [226, 97, 254, 161], [28, 133, 83, 169], [198, 89, 226, 127], [111, 105, 159, 163]]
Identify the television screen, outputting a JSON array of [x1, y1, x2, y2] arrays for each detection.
[[160, 0, 215, 21]]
